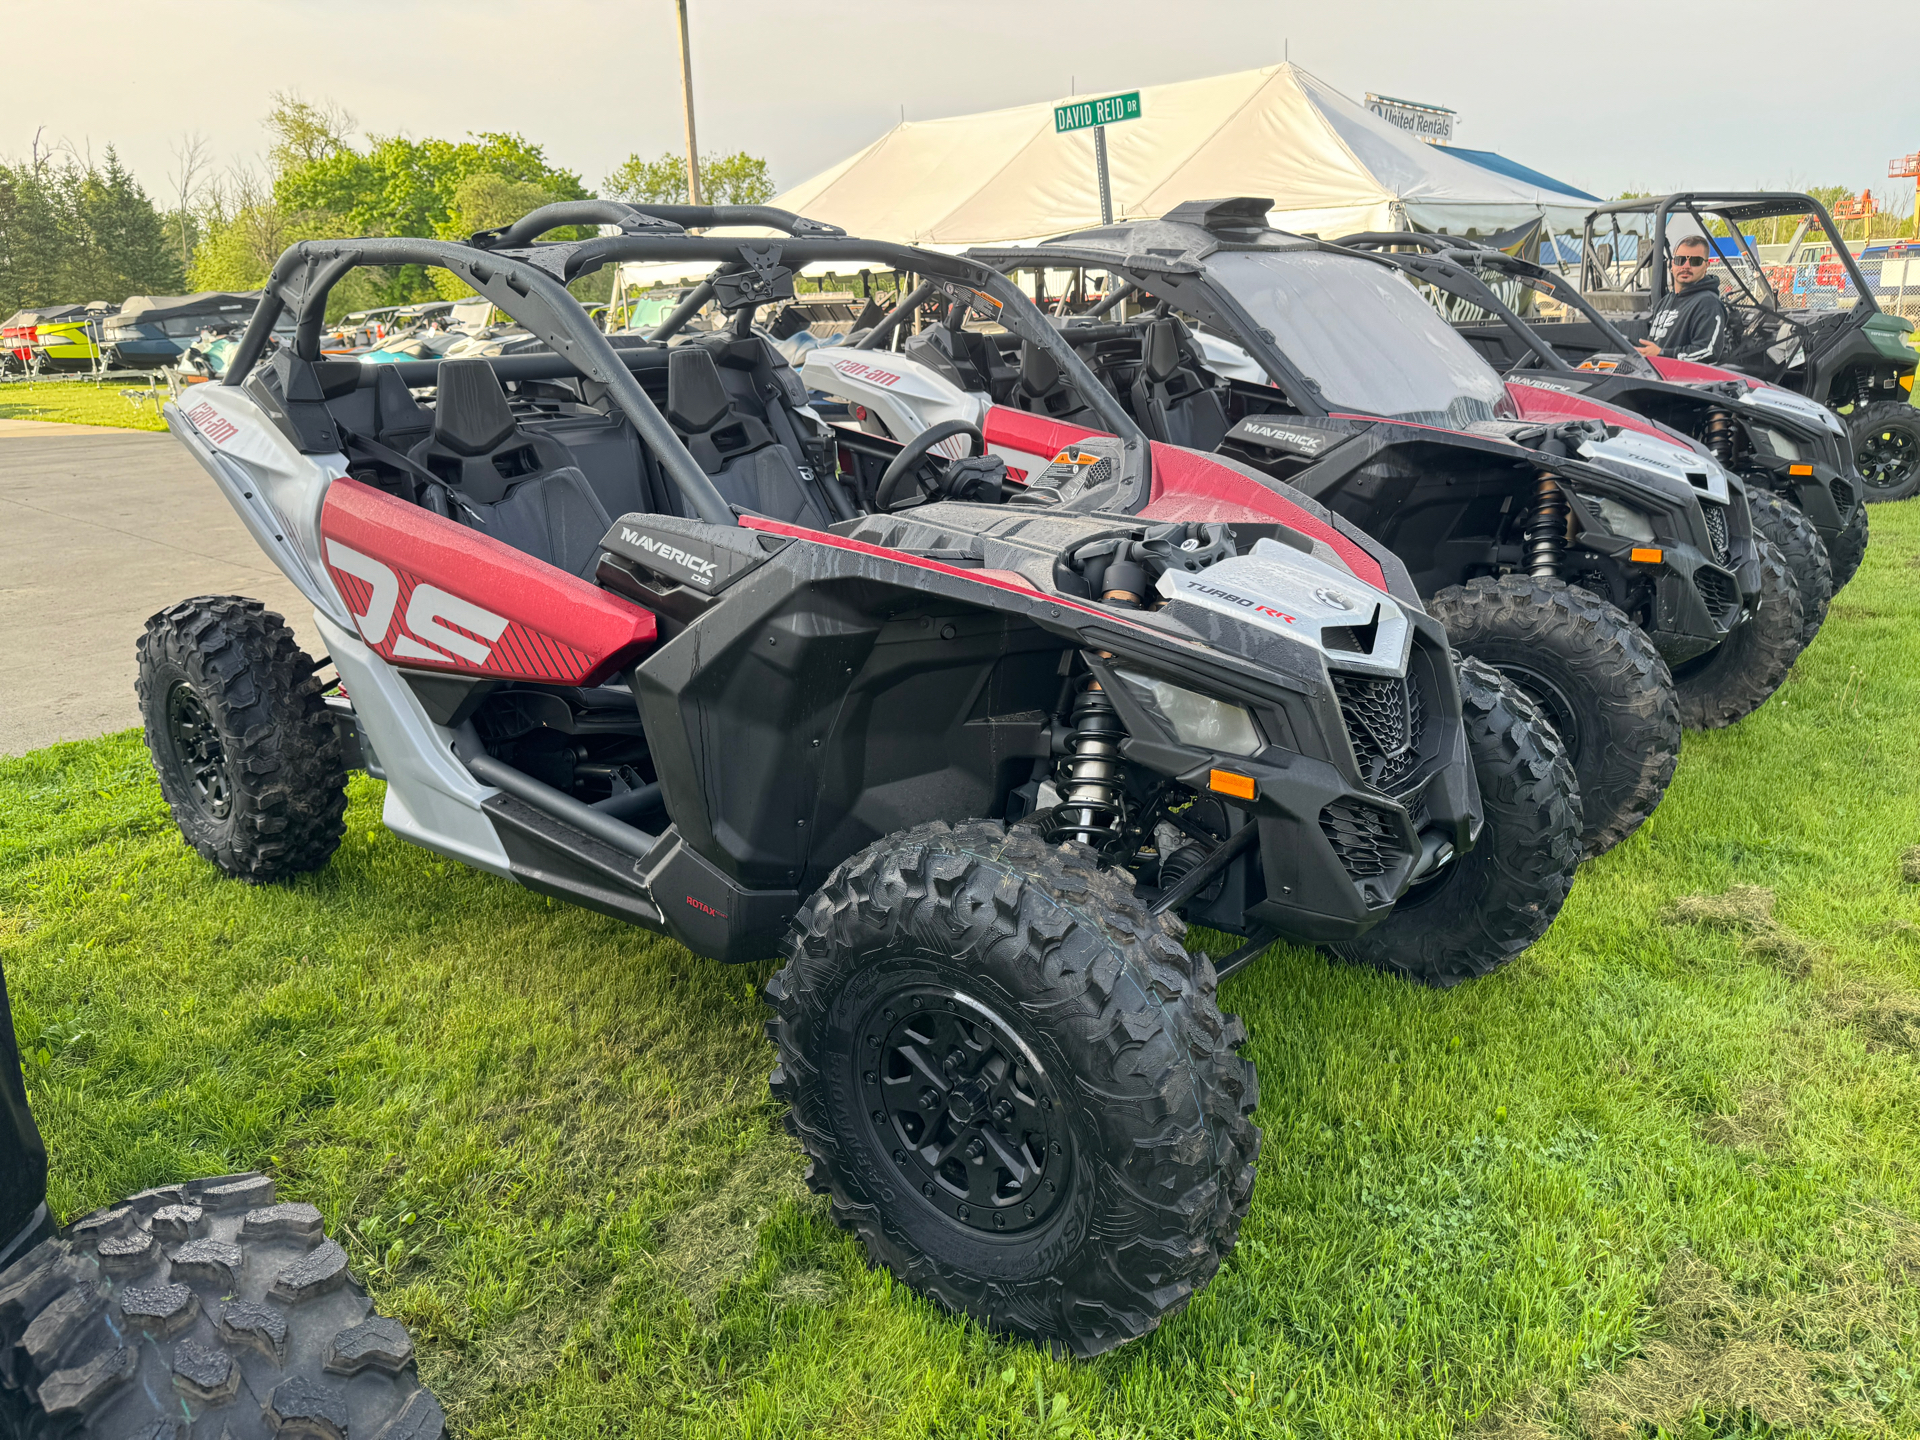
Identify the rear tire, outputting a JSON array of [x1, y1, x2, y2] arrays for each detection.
[[766, 820, 1259, 1358], [136, 597, 347, 884], [0, 1173, 442, 1439], [1426, 575, 1678, 859], [1328, 658, 1581, 987], [1673, 539, 1803, 729], [1850, 399, 1918, 502], [1746, 491, 1830, 649], [1828, 503, 1868, 593]]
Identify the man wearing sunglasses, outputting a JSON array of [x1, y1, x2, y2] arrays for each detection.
[[1634, 232, 1727, 361]]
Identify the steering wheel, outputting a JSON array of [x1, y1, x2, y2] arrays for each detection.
[[873, 420, 986, 511]]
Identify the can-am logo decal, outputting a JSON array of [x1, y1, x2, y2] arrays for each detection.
[[185, 401, 238, 446], [1239, 420, 1327, 453], [618, 526, 720, 588], [828, 357, 900, 388]]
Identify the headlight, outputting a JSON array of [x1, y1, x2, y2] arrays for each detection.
[[1112, 667, 1263, 756], [1577, 494, 1657, 544], [1755, 426, 1802, 462]]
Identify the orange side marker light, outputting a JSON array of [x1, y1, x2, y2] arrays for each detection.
[[1209, 769, 1257, 801], [1788, 464, 1813, 476], [1629, 547, 1664, 565]]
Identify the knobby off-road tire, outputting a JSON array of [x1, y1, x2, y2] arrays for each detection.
[[765, 820, 1260, 1358], [1329, 658, 1582, 988], [0, 1172, 442, 1439], [1827, 502, 1868, 593], [1850, 399, 1918, 503], [136, 597, 347, 884], [1673, 539, 1803, 730], [1746, 491, 1831, 650], [1426, 575, 1678, 859]]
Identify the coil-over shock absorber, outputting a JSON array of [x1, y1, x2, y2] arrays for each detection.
[[1052, 681, 1127, 849], [1525, 470, 1570, 579], [1704, 406, 1736, 464]]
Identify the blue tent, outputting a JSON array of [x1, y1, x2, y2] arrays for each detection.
[[1442, 147, 1598, 204]]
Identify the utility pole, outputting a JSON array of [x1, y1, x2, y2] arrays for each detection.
[[675, 0, 702, 205]]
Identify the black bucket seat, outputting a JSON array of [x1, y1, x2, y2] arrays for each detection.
[[410, 359, 612, 579], [665, 344, 831, 526], [1129, 318, 1228, 451]]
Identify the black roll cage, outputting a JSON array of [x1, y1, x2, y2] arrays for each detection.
[[223, 201, 1151, 528], [1577, 191, 1879, 313]]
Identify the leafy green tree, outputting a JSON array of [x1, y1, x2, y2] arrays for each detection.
[[0, 151, 180, 315], [602, 150, 774, 206]]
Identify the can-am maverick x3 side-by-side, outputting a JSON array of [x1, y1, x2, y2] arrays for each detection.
[[1571, 192, 1917, 502], [142, 201, 1580, 1358], [809, 199, 1790, 854], [1333, 231, 1859, 646]]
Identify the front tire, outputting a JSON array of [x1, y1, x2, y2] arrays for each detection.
[[1426, 575, 1678, 859], [766, 820, 1259, 1358], [136, 597, 347, 883], [1673, 539, 1803, 729], [1851, 399, 1918, 502], [1746, 491, 1830, 649], [1328, 658, 1581, 987]]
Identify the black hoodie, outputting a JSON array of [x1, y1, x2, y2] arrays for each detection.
[[1647, 273, 1727, 363]]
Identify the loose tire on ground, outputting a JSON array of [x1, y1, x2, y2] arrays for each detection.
[[1827, 503, 1868, 593], [136, 597, 347, 884], [1746, 491, 1831, 649], [1673, 539, 1803, 729], [1425, 575, 1678, 859], [766, 819, 1260, 1358], [1850, 399, 1918, 502], [1328, 657, 1582, 987], [0, 1172, 442, 1439]]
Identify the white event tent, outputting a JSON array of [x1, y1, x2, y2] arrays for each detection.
[[609, 62, 1593, 294], [770, 62, 1592, 248]]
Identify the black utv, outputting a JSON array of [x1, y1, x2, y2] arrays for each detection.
[[1336, 231, 1864, 647], [1571, 192, 1917, 502], [967, 199, 1804, 855], [134, 201, 1582, 1357]]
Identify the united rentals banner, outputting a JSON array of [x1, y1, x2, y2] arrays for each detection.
[[1364, 94, 1455, 145]]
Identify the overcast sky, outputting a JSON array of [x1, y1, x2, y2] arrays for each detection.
[[9, 0, 1918, 213]]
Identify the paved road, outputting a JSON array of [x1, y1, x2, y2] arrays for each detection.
[[0, 421, 323, 756]]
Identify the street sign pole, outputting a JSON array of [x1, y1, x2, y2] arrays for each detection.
[[1055, 90, 1140, 228], [1094, 125, 1112, 225]]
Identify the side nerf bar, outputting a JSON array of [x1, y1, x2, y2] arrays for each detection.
[[460, 749, 659, 861]]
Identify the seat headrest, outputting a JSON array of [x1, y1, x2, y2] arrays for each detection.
[[432, 359, 517, 455], [1142, 319, 1183, 385], [667, 345, 733, 433], [1019, 341, 1060, 394]]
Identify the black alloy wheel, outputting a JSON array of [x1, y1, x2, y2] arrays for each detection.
[[859, 987, 1070, 1235], [163, 681, 234, 822], [1851, 399, 1919, 502]]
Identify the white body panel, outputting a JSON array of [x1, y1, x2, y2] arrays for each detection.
[[314, 612, 511, 877], [801, 348, 987, 446]]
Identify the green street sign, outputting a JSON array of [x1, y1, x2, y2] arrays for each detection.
[[1054, 91, 1141, 134]]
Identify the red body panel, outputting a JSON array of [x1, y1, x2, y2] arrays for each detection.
[[1647, 354, 1764, 390], [982, 406, 1386, 589], [1140, 442, 1386, 589], [1506, 380, 1677, 443], [318, 477, 655, 685]]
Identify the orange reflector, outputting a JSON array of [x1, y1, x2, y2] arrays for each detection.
[[1209, 769, 1257, 801], [1788, 464, 1813, 476], [1629, 547, 1664, 564]]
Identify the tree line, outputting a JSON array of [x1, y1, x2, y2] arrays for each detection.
[[1, 95, 774, 321]]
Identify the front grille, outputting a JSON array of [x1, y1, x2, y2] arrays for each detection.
[[1320, 800, 1407, 880], [1829, 476, 1855, 519], [1702, 503, 1730, 564], [1694, 565, 1740, 620], [1330, 671, 1425, 793]]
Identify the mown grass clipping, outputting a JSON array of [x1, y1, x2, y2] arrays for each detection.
[[3, 503, 1916, 1437]]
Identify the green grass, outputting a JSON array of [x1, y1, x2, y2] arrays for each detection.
[[3, 506, 1916, 1438], [0, 377, 168, 431]]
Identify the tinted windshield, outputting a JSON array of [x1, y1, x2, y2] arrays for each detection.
[[1205, 249, 1509, 427]]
